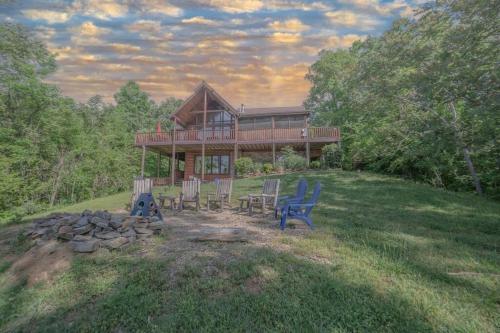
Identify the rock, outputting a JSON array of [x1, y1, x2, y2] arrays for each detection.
[[59, 215, 79, 226], [73, 235, 92, 241], [74, 216, 89, 228], [37, 219, 58, 228], [57, 225, 74, 240], [70, 239, 100, 253], [134, 227, 153, 235], [73, 223, 93, 235], [95, 231, 121, 240], [148, 221, 165, 230], [94, 210, 112, 221], [150, 216, 161, 222], [109, 217, 123, 229], [81, 209, 93, 216], [102, 237, 128, 249], [121, 228, 136, 238], [90, 216, 104, 225]]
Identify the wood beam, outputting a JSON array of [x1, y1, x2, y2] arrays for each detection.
[[201, 88, 207, 181], [171, 119, 176, 185]]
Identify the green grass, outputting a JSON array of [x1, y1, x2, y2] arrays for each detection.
[[1, 171, 499, 332]]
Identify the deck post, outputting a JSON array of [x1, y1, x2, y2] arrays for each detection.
[[233, 116, 238, 176], [272, 116, 276, 166], [171, 119, 176, 186], [201, 88, 207, 181], [140, 145, 146, 177], [305, 115, 310, 167]]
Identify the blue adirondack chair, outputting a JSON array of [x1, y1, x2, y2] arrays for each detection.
[[279, 182, 321, 230], [274, 178, 308, 219]]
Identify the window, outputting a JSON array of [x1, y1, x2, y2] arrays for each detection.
[[195, 155, 230, 175], [274, 115, 305, 128]]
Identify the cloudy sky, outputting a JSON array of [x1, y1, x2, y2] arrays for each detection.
[[1, 0, 419, 107]]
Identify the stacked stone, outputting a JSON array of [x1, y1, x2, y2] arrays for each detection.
[[24, 210, 165, 253]]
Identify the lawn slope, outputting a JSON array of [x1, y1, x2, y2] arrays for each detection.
[[1, 171, 499, 332]]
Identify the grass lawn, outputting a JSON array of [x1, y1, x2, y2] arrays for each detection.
[[0, 171, 499, 332]]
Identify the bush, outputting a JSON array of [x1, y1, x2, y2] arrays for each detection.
[[253, 162, 263, 175], [234, 157, 254, 176], [310, 160, 321, 169], [281, 146, 306, 170], [322, 144, 342, 168], [262, 163, 274, 174]]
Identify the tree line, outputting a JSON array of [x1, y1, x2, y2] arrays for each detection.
[[0, 23, 181, 221], [306, 0, 499, 198]]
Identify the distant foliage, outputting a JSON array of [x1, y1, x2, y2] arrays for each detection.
[[262, 163, 274, 174], [321, 144, 342, 169], [306, 0, 499, 197], [280, 146, 306, 171], [0, 23, 182, 221], [235, 158, 254, 176], [310, 160, 321, 169]]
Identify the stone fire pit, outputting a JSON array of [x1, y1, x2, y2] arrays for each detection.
[[24, 210, 165, 253]]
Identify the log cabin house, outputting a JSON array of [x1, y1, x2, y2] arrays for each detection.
[[135, 81, 340, 185]]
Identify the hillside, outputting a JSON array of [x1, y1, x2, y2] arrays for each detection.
[[0, 171, 499, 332]]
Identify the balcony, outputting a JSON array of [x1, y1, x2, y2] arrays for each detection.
[[135, 127, 340, 146]]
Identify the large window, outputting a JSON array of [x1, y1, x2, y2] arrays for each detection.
[[275, 115, 305, 128], [195, 155, 230, 175], [238, 116, 272, 130], [195, 111, 234, 129]]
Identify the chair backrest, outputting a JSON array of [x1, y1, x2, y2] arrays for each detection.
[[295, 178, 308, 201], [182, 179, 200, 200], [216, 178, 233, 201], [262, 179, 280, 207], [132, 177, 153, 205], [305, 182, 321, 215]]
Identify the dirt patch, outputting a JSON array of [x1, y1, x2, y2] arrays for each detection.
[[7, 240, 73, 287], [244, 276, 264, 294]]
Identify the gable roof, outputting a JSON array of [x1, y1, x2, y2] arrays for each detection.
[[170, 81, 238, 125], [239, 106, 308, 117]]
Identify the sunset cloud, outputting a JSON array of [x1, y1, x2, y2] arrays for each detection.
[[197, 0, 264, 13], [269, 32, 302, 44], [3, 0, 410, 105], [325, 10, 381, 29], [268, 19, 310, 32], [22, 9, 72, 24], [182, 16, 221, 26]]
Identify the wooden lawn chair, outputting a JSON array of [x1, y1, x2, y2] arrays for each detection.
[[207, 178, 233, 211], [179, 179, 201, 211], [240, 179, 280, 215]]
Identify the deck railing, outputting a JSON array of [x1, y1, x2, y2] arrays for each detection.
[[135, 127, 339, 145]]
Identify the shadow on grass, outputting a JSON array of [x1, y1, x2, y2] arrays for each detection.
[[1, 245, 438, 333]]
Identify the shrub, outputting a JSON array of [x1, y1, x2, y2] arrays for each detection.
[[310, 160, 321, 169], [281, 146, 306, 170], [262, 163, 274, 174], [322, 144, 342, 168], [235, 157, 254, 176], [253, 162, 263, 175]]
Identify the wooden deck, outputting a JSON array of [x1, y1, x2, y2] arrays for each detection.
[[135, 127, 340, 146]]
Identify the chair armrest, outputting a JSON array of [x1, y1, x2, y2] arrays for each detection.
[[261, 194, 276, 198], [278, 195, 290, 200], [287, 203, 315, 208]]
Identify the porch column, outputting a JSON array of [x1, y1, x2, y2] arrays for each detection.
[[305, 115, 310, 167], [232, 116, 238, 176], [171, 119, 177, 186], [201, 88, 207, 181], [140, 145, 146, 177], [272, 116, 276, 166], [306, 142, 310, 167]]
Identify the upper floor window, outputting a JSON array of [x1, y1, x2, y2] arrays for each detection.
[[195, 111, 234, 128], [275, 115, 306, 128]]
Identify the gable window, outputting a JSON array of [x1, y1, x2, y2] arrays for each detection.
[[195, 155, 230, 175]]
